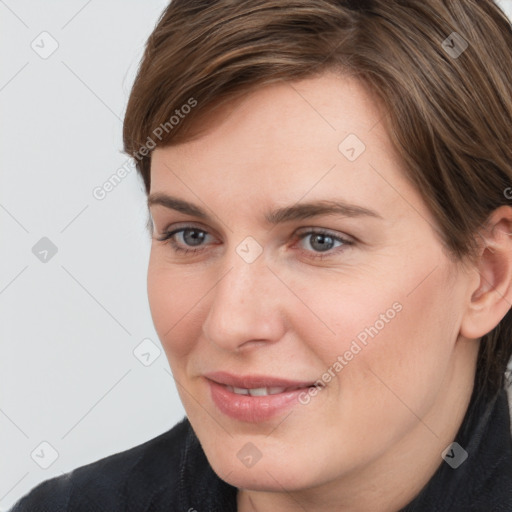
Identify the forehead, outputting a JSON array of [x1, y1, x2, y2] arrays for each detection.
[[154, 72, 385, 161], [149, 72, 430, 226]]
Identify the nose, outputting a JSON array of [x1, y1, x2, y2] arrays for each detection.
[[201, 250, 288, 353]]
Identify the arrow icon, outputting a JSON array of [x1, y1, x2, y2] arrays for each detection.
[[442, 441, 468, 468], [32, 237, 58, 262], [31, 31, 59, 60], [442, 32, 468, 59], [236, 236, 263, 263], [31, 441, 59, 468], [237, 441, 262, 467], [134, 339, 161, 366], [338, 134, 365, 161]]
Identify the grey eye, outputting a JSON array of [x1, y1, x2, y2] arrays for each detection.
[[179, 228, 207, 247]]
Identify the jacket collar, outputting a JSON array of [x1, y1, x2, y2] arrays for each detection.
[[399, 384, 512, 511]]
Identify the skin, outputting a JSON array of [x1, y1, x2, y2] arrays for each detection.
[[146, 72, 512, 511]]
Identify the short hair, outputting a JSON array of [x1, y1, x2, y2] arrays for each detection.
[[123, 0, 512, 398]]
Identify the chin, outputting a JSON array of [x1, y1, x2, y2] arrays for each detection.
[[206, 446, 318, 492], [218, 463, 310, 492]]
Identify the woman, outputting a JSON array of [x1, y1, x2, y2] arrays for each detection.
[[10, 0, 512, 510]]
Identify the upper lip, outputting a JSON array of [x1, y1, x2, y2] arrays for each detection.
[[204, 371, 315, 389]]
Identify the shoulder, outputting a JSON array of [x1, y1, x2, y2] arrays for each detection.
[[9, 416, 191, 512]]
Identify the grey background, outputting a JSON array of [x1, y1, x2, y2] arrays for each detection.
[[1, 0, 512, 509]]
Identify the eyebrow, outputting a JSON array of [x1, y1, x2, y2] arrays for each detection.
[[147, 193, 382, 225]]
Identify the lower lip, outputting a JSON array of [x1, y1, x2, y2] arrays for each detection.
[[208, 379, 310, 422]]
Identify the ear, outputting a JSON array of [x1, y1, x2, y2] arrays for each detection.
[[460, 206, 512, 339]]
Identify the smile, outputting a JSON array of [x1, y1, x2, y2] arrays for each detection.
[[225, 385, 301, 396]]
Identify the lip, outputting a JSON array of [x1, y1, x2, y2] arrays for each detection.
[[205, 371, 315, 423], [204, 371, 314, 389]]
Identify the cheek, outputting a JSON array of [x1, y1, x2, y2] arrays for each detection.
[[147, 255, 207, 358], [332, 264, 461, 428], [287, 254, 461, 410], [282, 269, 406, 365]]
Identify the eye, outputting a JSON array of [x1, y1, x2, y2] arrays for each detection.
[[155, 224, 353, 259], [155, 226, 213, 254], [294, 229, 353, 259]]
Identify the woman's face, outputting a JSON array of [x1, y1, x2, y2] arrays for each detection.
[[147, 73, 477, 496]]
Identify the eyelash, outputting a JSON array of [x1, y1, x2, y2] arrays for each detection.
[[155, 225, 354, 260]]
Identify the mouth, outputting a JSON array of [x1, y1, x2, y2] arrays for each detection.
[[204, 371, 318, 422], [223, 384, 306, 396], [204, 370, 315, 390]]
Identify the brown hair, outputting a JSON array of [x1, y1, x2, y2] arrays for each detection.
[[123, 0, 512, 398]]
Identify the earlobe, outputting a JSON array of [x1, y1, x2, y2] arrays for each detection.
[[460, 206, 512, 340]]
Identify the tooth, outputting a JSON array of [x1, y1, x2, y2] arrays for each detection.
[[227, 386, 290, 396], [248, 387, 269, 396], [268, 387, 286, 395]]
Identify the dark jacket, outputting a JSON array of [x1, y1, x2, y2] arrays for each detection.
[[9, 386, 512, 512]]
